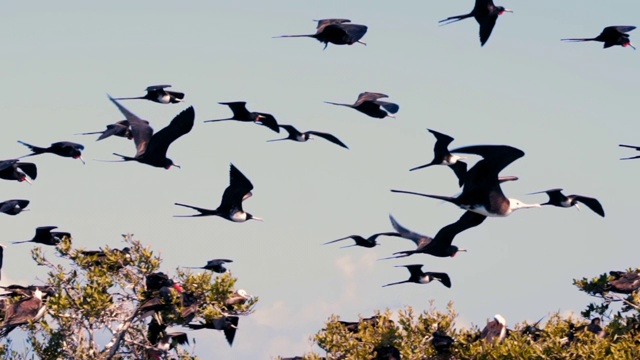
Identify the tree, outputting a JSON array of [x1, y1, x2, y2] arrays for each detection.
[[0, 234, 257, 359]]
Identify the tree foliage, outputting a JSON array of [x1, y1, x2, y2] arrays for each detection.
[[0, 234, 257, 359]]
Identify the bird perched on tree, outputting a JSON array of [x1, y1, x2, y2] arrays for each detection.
[[481, 314, 507, 343], [0, 287, 54, 338]]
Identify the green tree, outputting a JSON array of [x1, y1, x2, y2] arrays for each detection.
[[0, 234, 257, 359]]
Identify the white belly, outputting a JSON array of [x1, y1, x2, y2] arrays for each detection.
[[231, 211, 248, 222]]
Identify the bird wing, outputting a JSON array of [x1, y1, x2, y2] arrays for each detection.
[[145, 107, 195, 159], [428, 129, 455, 147], [432, 211, 486, 247], [529, 188, 565, 204], [145, 85, 172, 91], [323, 236, 356, 245], [167, 90, 185, 100], [368, 232, 402, 242], [306, 131, 349, 149], [207, 259, 233, 267], [452, 145, 524, 178], [389, 214, 433, 247], [278, 125, 302, 137], [97, 122, 129, 141], [376, 101, 400, 115], [355, 92, 389, 106], [0, 160, 17, 172], [220, 102, 251, 119], [224, 316, 239, 346], [254, 112, 280, 133], [602, 26, 636, 36], [426, 272, 452, 288], [338, 23, 368, 43], [316, 19, 351, 29], [108, 96, 154, 156], [0, 201, 15, 214], [400, 264, 425, 278], [478, 15, 499, 46], [449, 161, 468, 187], [52, 142, 84, 151], [475, 0, 496, 11], [16, 163, 37, 180], [573, 195, 605, 217], [35, 226, 57, 237], [220, 164, 254, 211]]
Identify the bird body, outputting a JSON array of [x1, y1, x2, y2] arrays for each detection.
[[187, 316, 239, 346], [605, 270, 640, 294], [108, 96, 194, 169], [481, 314, 507, 343], [174, 163, 262, 222], [204, 102, 280, 133], [0, 199, 29, 216], [18, 141, 84, 164], [530, 188, 604, 217], [13, 226, 70, 246], [0, 288, 49, 338], [275, 19, 367, 49], [225, 289, 252, 307], [439, 0, 512, 46], [0, 160, 37, 183], [184, 259, 233, 273], [268, 124, 348, 149], [326, 92, 399, 119], [382, 264, 451, 288], [113, 84, 184, 104], [410, 129, 467, 187], [562, 26, 636, 49], [77, 120, 138, 141], [324, 232, 401, 248]]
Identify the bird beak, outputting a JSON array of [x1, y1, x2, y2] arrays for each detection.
[[357, 40, 367, 46], [504, 8, 513, 13], [575, 203, 581, 212], [629, 43, 636, 50], [79, 156, 86, 165], [172, 164, 181, 169], [251, 216, 264, 221], [458, 248, 467, 252]]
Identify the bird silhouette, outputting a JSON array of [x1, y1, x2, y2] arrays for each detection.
[[274, 19, 367, 49], [323, 232, 401, 248], [187, 316, 239, 346], [0, 160, 37, 184], [326, 92, 399, 119], [0, 200, 29, 216], [204, 102, 280, 133], [17, 141, 85, 164], [108, 96, 195, 169], [183, 259, 233, 273], [410, 129, 467, 187], [562, 26, 636, 50], [174, 163, 262, 222], [13, 226, 70, 246], [439, 0, 513, 46], [382, 265, 451, 288], [268, 124, 348, 149], [76, 120, 139, 141], [113, 84, 184, 103], [529, 188, 604, 217]]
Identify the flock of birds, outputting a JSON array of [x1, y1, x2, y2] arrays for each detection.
[[1, 0, 639, 358]]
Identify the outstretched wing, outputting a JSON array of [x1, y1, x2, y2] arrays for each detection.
[[432, 211, 486, 247], [108, 96, 153, 156], [146, 107, 195, 159], [316, 19, 351, 29], [355, 92, 389, 106], [307, 131, 349, 149], [478, 15, 498, 46], [220, 102, 251, 119], [389, 214, 433, 247], [574, 195, 605, 217]]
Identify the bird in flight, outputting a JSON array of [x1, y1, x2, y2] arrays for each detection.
[[268, 124, 348, 149], [274, 19, 368, 50], [439, 0, 513, 46], [325, 92, 399, 119], [113, 85, 185, 104], [562, 26, 636, 50]]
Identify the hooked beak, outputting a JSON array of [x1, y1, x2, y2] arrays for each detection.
[[357, 40, 367, 46], [251, 216, 264, 221], [458, 248, 467, 252], [170, 164, 181, 169], [575, 203, 581, 212], [78, 156, 85, 165], [629, 42, 636, 50], [504, 8, 513, 13]]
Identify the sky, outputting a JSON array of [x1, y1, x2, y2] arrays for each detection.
[[1, 1, 640, 358]]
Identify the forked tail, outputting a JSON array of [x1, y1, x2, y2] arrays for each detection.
[[561, 38, 596, 42], [438, 13, 473, 26], [17, 141, 46, 156]]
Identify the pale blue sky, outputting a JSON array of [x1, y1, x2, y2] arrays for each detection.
[[1, 1, 639, 358]]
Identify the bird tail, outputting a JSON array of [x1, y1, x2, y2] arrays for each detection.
[[17, 141, 46, 156], [12, 240, 32, 244], [112, 153, 135, 162], [75, 131, 103, 136], [266, 137, 288, 142], [324, 101, 351, 107], [379, 252, 412, 260], [111, 96, 145, 100], [409, 163, 434, 171], [438, 13, 473, 25], [390, 189, 457, 204], [173, 203, 216, 217], [272, 34, 314, 39], [561, 37, 596, 42], [619, 144, 640, 150], [203, 118, 232, 123], [382, 280, 409, 287]]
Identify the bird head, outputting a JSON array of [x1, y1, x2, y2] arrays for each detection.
[[498, 7, 513, 15], [164, 159, 180, 169], [450, 246, 467, 257], [623, 41, 636, 50], [494, 314, 507, 326], [508, 199, 541, 212], [16, 167, 32, 184]]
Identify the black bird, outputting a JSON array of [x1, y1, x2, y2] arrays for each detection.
[[619, 143, 640, 160], [0, 287, 52, 338], [148, 332, 189, 359], [392, 145, 540, 217], [187, 316, 239, 346], [183, 259, 233, 273], [108, 96, 195, 169], [0, 245, 4, 281], [0, 160, 37, 184], [274, 19, 368, 50], [562, 26, 636, 50], [605, 270, 640, 294], [78, 247, 131, 269], [113, 85, 184, 104], [175, 163, 262, 222], [385, 212, 485, 259], [382, 264, 451, 288], [439, 0, 512, 46], [325, 92, 399, 119], [76, 120, 137, 141], [204, 102, 280, 133], [268, 124, 348, 149], [373, 345, 401, 360], [338, 316, 385, 333], [13, 226, 70, 246], [18, 141, 85, 164], [481, 314, 507, 343], [410, 129, 468, 187], [530, 188, 605, 217], [323, 232, 402, 249], [432, 330, 455, 354], [0, 199, 29, 216]]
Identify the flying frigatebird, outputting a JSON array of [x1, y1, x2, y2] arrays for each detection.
[[410, 129, 467, 187], [439, 0, 513, 46], [113, 85, 185, 104], [17, 141, 85, 164], [0, 160, 37, 184], [76, 120, 138, 141], [274, 19, 368, 50], [563, 26, 636, 50], [13, 226, 70, 246], [325, 92, 399, 119], [204, 102, 280, 133], [619, 143, 640, 159], [529, 188, 605, 217], [268, 124, 348, 149], [392, 145, 540, 217], [0, 199, 29, 216], [382, 265, 451, 288], [108, 96, 195, 169], [187, 316, 239, 346], [174, 163, 262, 222], [183, 259, 233, 273], [323, 232, 402, 249]]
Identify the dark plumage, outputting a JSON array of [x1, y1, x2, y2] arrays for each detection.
[[76, 120, 137, 141], [619, 143, 640, 160], [325, 92, 399, 119], [18, 141, 84, 164], [439, 0, 513, 46], [605, 270, 640, 294], [184, 259, 233, 273], [481, 314, 507, 343], [187, 316, 239, 346], [384, 212, 485, 259], [113, 84, 184, 104], [323, 232, 402, 249], [268, 124, 348, 149], [275, 19, 367, 49], [0, 160, 37, 183], [563, 26, 636, 49], [204, 102, 280, 133], [338, 316, 385, 333], [530, 188, 605, 217], [13, 226, 70, 246], [410, 129, 467, 187], [382, 264, 451, 288], [108, 96, 195, 169], [0, 199, 30, 216], [174, 163, 262, 222], [0, 288, 53, 338]]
